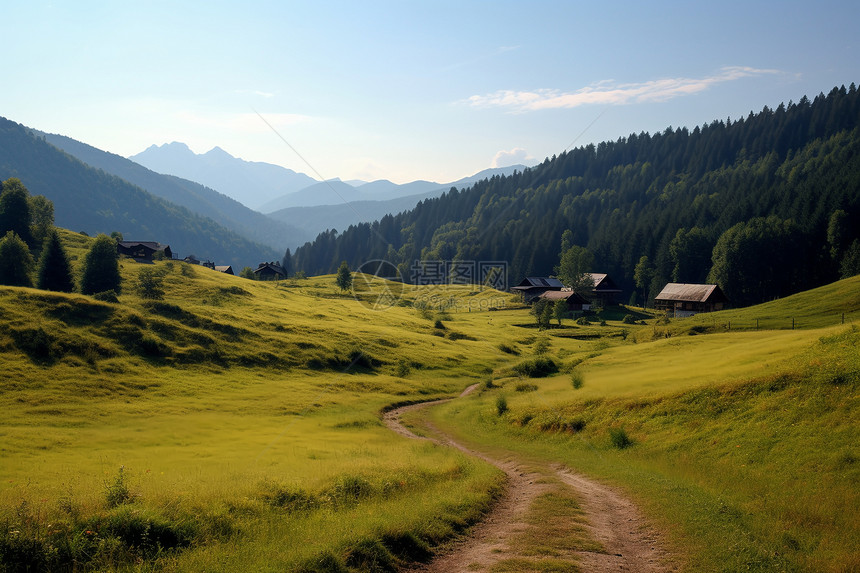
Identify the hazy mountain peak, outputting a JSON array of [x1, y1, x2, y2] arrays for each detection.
[[130, 142, 317, 210]]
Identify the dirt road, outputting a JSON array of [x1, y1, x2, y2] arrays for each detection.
[[383, 386, 677, 573]]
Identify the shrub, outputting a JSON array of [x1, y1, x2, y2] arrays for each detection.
[[484, 378, 496, 389], [498, 342, 519, 355], [394, 359, 411, 378], [575, 316, 590, 325], [533, 337, 551, 355], [433, 319, 445, 330], [495, 395, 508, 416], [104, 466, 133, 507], [515, 383, 538, 392], [0, 230, 34, 287], [609, 427, 633, 449], [343, 538, 397, 573], [11, 327, 57, 362], [92, 290, 119, 303], [570, 371, 584, 389], [566, 418, 587, 433], [622, 314, 637, 324], [136, 267, 165, 300], [513, 357, 558, 378]]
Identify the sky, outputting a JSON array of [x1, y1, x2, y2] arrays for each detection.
[[4, 1, 859, 186]]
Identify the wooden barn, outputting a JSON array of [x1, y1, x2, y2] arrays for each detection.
[[254, 262, 287, 281], [116, 241, 172, 261], [588, 273, 622, 306], [655, 283, 729, 317], [511, 277, 564, 302], [537, 290, 591, 312], [215, 265, 234, 275]]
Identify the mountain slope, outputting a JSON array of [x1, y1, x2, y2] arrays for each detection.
[[38, 131, 310, 250], [265, 165, 530, 241], [0, 117, 279, 269], [292, 85, 860, 305], [259, 164, 529, 212], [130, 142, 316, 209], [268, 188, 448, 237]]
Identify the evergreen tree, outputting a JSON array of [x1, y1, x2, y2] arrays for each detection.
[[0, 231, 34, 287], [335, 260, 352, 291], [708, 216, 806, 306], [36, 229, 74, 292], [840, 239, 860, 278], [79, 234, 122, 295], [669, 227, 712, 283], [0, 178, 35, 248], [281, 248, 292, 278]]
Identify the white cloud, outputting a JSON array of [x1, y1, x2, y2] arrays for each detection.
[[491, 147, 534, 168], [466, 66, 783, 112]]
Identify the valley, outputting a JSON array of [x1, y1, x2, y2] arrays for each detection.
[[0, 236, 857, 571]]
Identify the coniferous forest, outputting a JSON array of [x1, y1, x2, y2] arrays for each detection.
[[293, 85, 860, 306]]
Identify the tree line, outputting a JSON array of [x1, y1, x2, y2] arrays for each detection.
[[292, 84, 860, 307], [0, 178, 121, 295]]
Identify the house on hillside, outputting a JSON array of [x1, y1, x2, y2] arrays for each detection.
[[254, 261, 287, 281], [587, 273, 623, 306], [655, 283, 729, 317], [116, 241, 172, 261], [215, 265, 234, 275], [511, 277, 564, 302], [537, 290, 591, 313]]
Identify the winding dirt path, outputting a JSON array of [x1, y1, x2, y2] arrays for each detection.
[[383, 385, 677, 573]]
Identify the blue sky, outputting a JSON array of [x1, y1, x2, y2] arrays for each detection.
[[4, 1, 858, 185]]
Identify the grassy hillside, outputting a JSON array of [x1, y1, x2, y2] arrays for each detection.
[[1, 231, 858, 571], [0, 231, 521, 571], [415, 278, 860, 573]]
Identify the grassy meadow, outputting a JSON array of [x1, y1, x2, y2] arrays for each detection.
[[1, 229, 858, 572], [412, 288, 860, 572]]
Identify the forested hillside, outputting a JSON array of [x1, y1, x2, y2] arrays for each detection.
[[0, 118, 279, 269], [293, 85, 860, 306]]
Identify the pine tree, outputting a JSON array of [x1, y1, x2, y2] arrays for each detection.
[[79, 234, 122, 295], [0, 231, 34, 287], [335, 260, 352, 291], [0, 178, 35, 248], [36, 230, 74, 292], [281, 248, 292, 278]]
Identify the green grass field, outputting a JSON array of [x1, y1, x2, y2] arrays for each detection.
[[1, 230, 858, 571]]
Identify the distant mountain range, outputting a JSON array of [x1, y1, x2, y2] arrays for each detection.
[[0, 117, 280, 269], [130, 142, 316, 210], [38, 131, 307, 252], [265, 166, 528, 238], [127, 140, 530, 246]]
